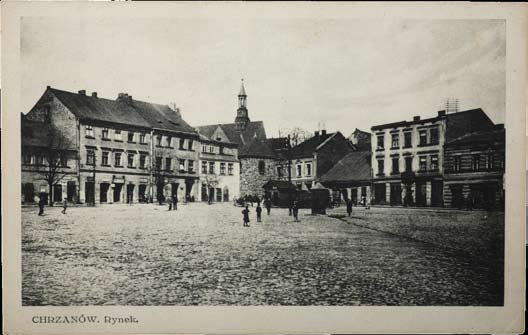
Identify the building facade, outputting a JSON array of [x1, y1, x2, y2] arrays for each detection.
[[197, 135, 240, 203], [289, 130, 355, 191], [371, 108, 498, 207], [22, 87, 200, 205], [443, 125, 505, 210]]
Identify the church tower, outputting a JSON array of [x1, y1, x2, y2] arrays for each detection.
[[235, 79, 250, 130]]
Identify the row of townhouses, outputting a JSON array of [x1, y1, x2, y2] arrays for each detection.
[[21, 82, 505, 210]]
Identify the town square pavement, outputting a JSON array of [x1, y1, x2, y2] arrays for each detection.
[[22, 203, 503, 306]]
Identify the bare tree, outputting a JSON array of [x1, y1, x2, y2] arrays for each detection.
[[38, 124, 75, 206], [281, 127, 313, 147]]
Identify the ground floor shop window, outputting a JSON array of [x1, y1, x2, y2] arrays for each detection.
[[374, 184, 386, 205], [23, 183, 35, 203]]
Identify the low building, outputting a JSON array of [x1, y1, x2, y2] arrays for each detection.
[[371, 108, 496, 207], [319, 150, 372, 205], [443, 125, 505, 210]]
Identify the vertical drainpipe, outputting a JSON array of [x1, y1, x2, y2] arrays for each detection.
[[149, 129, 154, 201], [76, 118, 81, 203]]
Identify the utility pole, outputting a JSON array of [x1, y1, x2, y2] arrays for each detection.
[[287, 134, 292, 216]]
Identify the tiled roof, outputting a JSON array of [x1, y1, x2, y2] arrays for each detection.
[[290, 132, 334, 158], [239, 138, 276, 159], [446, 126, 505, 146], [196, 121, 267, 148], [48, 88, 196, 134], [444, 108, 495, 142], [319, 151, 372, 183]]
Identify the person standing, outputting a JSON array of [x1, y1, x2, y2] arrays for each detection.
[[172, 194, 178, 211], [256, 203, 262, 222], [38, 196, 45, 216], [242, 205, 250, 227], [265, 198, 271, 215], [168, 197, 172, 211], [61, 199, 67, 214], [292, 201, 299, 222], [346, 199, 353, 217]]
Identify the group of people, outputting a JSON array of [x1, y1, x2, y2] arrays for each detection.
[[240, 198, 300, 227]]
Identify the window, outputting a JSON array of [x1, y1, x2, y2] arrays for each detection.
[[220, 162, 226, 175], [102, 152, 109, 166], [202, 144, 207, 153], [165, 158, 172, 171], [306, 163, 312, 176], [139, 154, 146, 169], [102, 128, 109, 139], [486, 154, 494, 169], [277, 165, 283, 178], [377, 135, 384, 150], [430, 128, 439, 145], [156, 135, 162, 147], [404, 132, 412, 148], [419, 156, 427, 171], [155, 157, 163, 170], [258, 160, 266, 175], [86, 149, 95, 165], [430, 155, 438, 171], [202, 161, 208, 174], [115, 129, 122, 141], [391, 134, 399, 149], [405, 156, 412, 172], [86, 125, 94, 137], [391, 158, 399, 174], [188, 160, 194, 173], [23, 154, 32, 165], [179, 138, 185, 150], [296, 164, 302, 177], [36, 155, 44, 165], [114, 152, 122, 167], [60, 154, 68, 168], [419, 130, 427, 146], [209, 161, 215, 174], [228, 163, 234, 175], [167, 136, 172, 147], [128, 132, 134, 142], [188, 139, 194, 151], [139, 133, 146, 144], [454, 156, 461, 172], [377, 159, 384, 175], [179, 159, 185, 171], [209, 145, 215, 153], [128, 153, 135, 167], [472, 155, 480, 171]]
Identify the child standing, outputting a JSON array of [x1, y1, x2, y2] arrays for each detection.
[[256, 203, 262, 222], [61, 199, 67, 214]]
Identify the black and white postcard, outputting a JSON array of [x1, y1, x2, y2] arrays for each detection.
[[2, 2, 526, 334]]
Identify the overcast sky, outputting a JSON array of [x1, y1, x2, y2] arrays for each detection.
[[21, 18, 505, 138]]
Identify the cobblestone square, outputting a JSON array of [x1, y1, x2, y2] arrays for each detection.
[[22, 203, 503, 306]]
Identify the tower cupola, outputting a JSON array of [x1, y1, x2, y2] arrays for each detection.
[[235, 79, 250, 130]]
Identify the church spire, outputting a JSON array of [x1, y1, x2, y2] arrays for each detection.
[[235, 79, 250, 130]]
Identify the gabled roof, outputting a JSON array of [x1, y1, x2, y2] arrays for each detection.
[[319, 151, 372, 183], [196, 121, 267, 148], [21, 118, 49, 148], [290, 132, 334, 158], [239, 137, 276, 159], [46, 88, 196, 134], [444, 108, 495, 142]]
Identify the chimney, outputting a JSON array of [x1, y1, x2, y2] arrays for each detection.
[[117, 92, 132, 104], [91, 92, 98, 98], [438, 110, 446, 117], [78, 90, 86, 95], [413, 116, 421, 121], [46, 85, 51, 89], [314, 130, 320, 137], [174, 107, 181, 118], [322, 129, 327, 136]]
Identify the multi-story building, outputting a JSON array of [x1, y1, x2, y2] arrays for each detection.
[[371, 108, 497, 207], [21, 87, 200, 204], [443, 125, 505, 210], [197, 133, 239, 202], [289, 130, 355, 191]]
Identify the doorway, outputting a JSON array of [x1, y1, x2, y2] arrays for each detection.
[[390, 183, 402, 206], [100, 183, 109, 203], [126, 184, 135, 204], [53, 184, 62, 203], [138, 184, 147, 203], [67, 181, 76, 202], [431, 181, 443, 207], [113, 183, 123, 203], [415, 182, 427, 207], [85, 182, 95, 205]]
